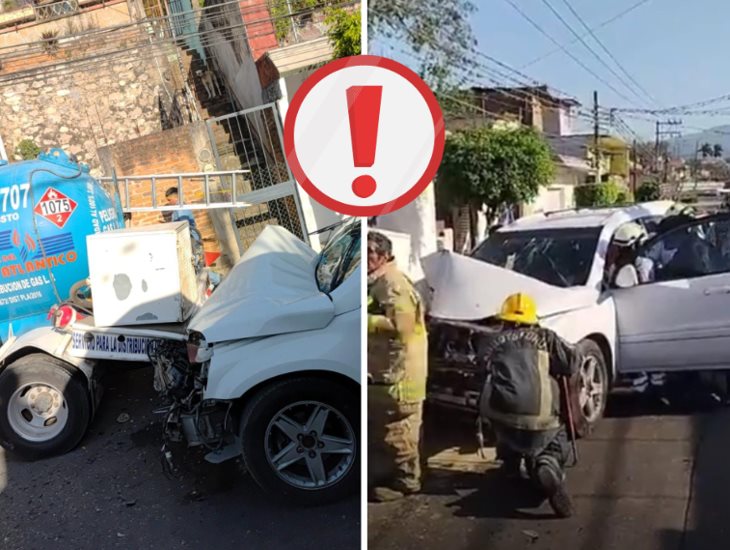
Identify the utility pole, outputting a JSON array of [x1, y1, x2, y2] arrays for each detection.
[[631, 139, 637, 196], [593, 90, 600, 182], [655, 119, 683, 180], [654, 121, 660, 172]]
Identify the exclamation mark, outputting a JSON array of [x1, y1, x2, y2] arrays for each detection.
[[347, 86, 383, 198]]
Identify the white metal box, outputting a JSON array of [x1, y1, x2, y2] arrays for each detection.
[[87, 222, 198, 327]]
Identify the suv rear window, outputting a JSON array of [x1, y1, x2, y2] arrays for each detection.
[[471, 227, 602, 287]]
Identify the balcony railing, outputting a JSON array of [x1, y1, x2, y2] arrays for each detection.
[[32, 0, 80, 21]]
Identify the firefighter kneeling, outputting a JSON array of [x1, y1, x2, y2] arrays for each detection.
[[479, 293, 581, 518]]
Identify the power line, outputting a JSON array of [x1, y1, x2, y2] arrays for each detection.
[[557, 0, 659, 107], [615, 94, 730, 114], [521, 0, 652, 69], [502, 0, 641, 106], [539, 0, 650, 108]]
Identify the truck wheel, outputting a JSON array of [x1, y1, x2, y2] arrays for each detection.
[[0, 354, 91, 460], [240, 377, 359, 506], [575, 340, 608, 438]]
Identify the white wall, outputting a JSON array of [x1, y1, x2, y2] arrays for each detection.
[[0, 133, 7, 161], [277, 68, 342, 250], [204, 21, 263, 111], [372, 182, 437, 279]]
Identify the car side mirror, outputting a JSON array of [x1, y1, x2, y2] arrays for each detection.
[[615, 264, 639, 288]]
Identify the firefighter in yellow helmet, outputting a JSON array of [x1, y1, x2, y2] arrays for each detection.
[[479, 293, 581, 518], [367, 231, 427, 502]]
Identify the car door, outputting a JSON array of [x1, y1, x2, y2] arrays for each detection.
[[613, 215, 730, 373]]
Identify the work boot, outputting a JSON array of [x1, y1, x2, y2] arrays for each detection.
[[369, 486, 406, 502], [499, 457, 523, 481], [535, 465, 574, 518]]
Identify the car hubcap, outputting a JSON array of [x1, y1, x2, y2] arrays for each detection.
[[7, 383, 69, 442], [579, 355, 604, 423], [265, 401, 356, 491]]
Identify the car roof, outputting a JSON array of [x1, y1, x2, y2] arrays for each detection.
[[501, 201, 676, 232]]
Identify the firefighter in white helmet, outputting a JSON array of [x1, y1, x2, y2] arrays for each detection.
[[607, 221, 667, 392], [605, 221, 653, 287]]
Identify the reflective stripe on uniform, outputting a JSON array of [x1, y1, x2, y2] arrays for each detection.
[[485, 407, 561, 431], [389, 378, 426, 403], [537, 349, 552, 421]]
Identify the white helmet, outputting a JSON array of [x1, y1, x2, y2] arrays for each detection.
[[613, 222, 647, 248]]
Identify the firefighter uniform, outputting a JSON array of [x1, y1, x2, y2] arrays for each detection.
[[368, 261, 427, 495], [479, 293, 579, 518]]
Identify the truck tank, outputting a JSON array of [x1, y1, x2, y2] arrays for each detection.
[[0, 148, 124, 342]]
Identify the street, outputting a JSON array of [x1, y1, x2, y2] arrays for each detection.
[[0, 367, 359, 550], [368, 391, 730, 550]]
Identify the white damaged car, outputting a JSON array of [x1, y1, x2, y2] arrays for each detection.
[[0, 219, 361, 506], [151, 219, 362, 505], [423, 201, 691, 433]]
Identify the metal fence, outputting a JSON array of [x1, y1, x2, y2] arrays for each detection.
[[32, 0, 79, 21], [205, 103, 308, 247]]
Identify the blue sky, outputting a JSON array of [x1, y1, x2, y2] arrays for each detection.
[[371, 0, 730, 140]]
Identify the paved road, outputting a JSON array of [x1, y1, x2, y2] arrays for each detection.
[[369, 390, 730, 550], [0, 367, 360, 550]]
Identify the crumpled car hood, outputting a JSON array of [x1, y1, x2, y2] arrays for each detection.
[[188, 225, 334, 343], [422, 250, 599, 322]]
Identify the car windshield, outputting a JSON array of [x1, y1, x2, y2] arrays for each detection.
[[315, 219, 361, 293], [471, 227, 602, 287]]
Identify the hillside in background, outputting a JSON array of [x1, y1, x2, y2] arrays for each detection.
[[672, 125, 730, 158]]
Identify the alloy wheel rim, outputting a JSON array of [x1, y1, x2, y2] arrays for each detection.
[[264, 400, 356, 491], [579, 355, 604, 423]]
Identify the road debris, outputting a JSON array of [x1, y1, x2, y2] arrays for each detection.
[[117, 412, 131, 423], [522, 530, 539, 542]]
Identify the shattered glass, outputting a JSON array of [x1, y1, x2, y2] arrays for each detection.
[[471, 227, 602, 288]]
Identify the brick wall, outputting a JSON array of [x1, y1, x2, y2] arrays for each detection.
[[239, 0, 278, 60], [97, 125, 221, 256]]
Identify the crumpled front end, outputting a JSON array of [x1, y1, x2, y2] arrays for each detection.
[[427, 317, 500, 413], [148, 337, 239, 466]]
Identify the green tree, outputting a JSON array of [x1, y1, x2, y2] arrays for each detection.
[[700, 142, 713, 158], [714, 143, 724, 158], [326, 8, 361, 58], [269, 0, 321, 43], [574, 182, 621, 207], [438, 126, 554, 247], [635, 180, 661, 202], [369, 0, 477, 85], [15, 139, 41, 160]]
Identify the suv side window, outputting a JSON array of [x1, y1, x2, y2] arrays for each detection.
[[636, 215, 664, 238], [315, 221, 361, 293], [641, 218, 730, 282]]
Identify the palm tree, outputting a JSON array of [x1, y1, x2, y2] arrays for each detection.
[[700, 143, 713, 158], [714, 144, 724, 158]]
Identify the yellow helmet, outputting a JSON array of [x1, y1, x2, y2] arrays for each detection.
[[497, 293, 538, 325]]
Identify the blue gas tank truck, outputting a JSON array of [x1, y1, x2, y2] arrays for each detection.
[[0, 149, 125, 343], [0, 148, 202, 459]]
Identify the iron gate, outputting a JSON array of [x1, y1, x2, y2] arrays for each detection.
[[205, 103, 308, 251]]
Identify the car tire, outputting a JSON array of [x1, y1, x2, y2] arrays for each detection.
[[240, 377, 359, 506], [574, 340, 609, 438], [0, 354, 91, 460]]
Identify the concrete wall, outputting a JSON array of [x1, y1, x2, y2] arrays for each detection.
[[202, 0, 263, 111], [372, 183, 437, 282], [0, 0, 135, 49]]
